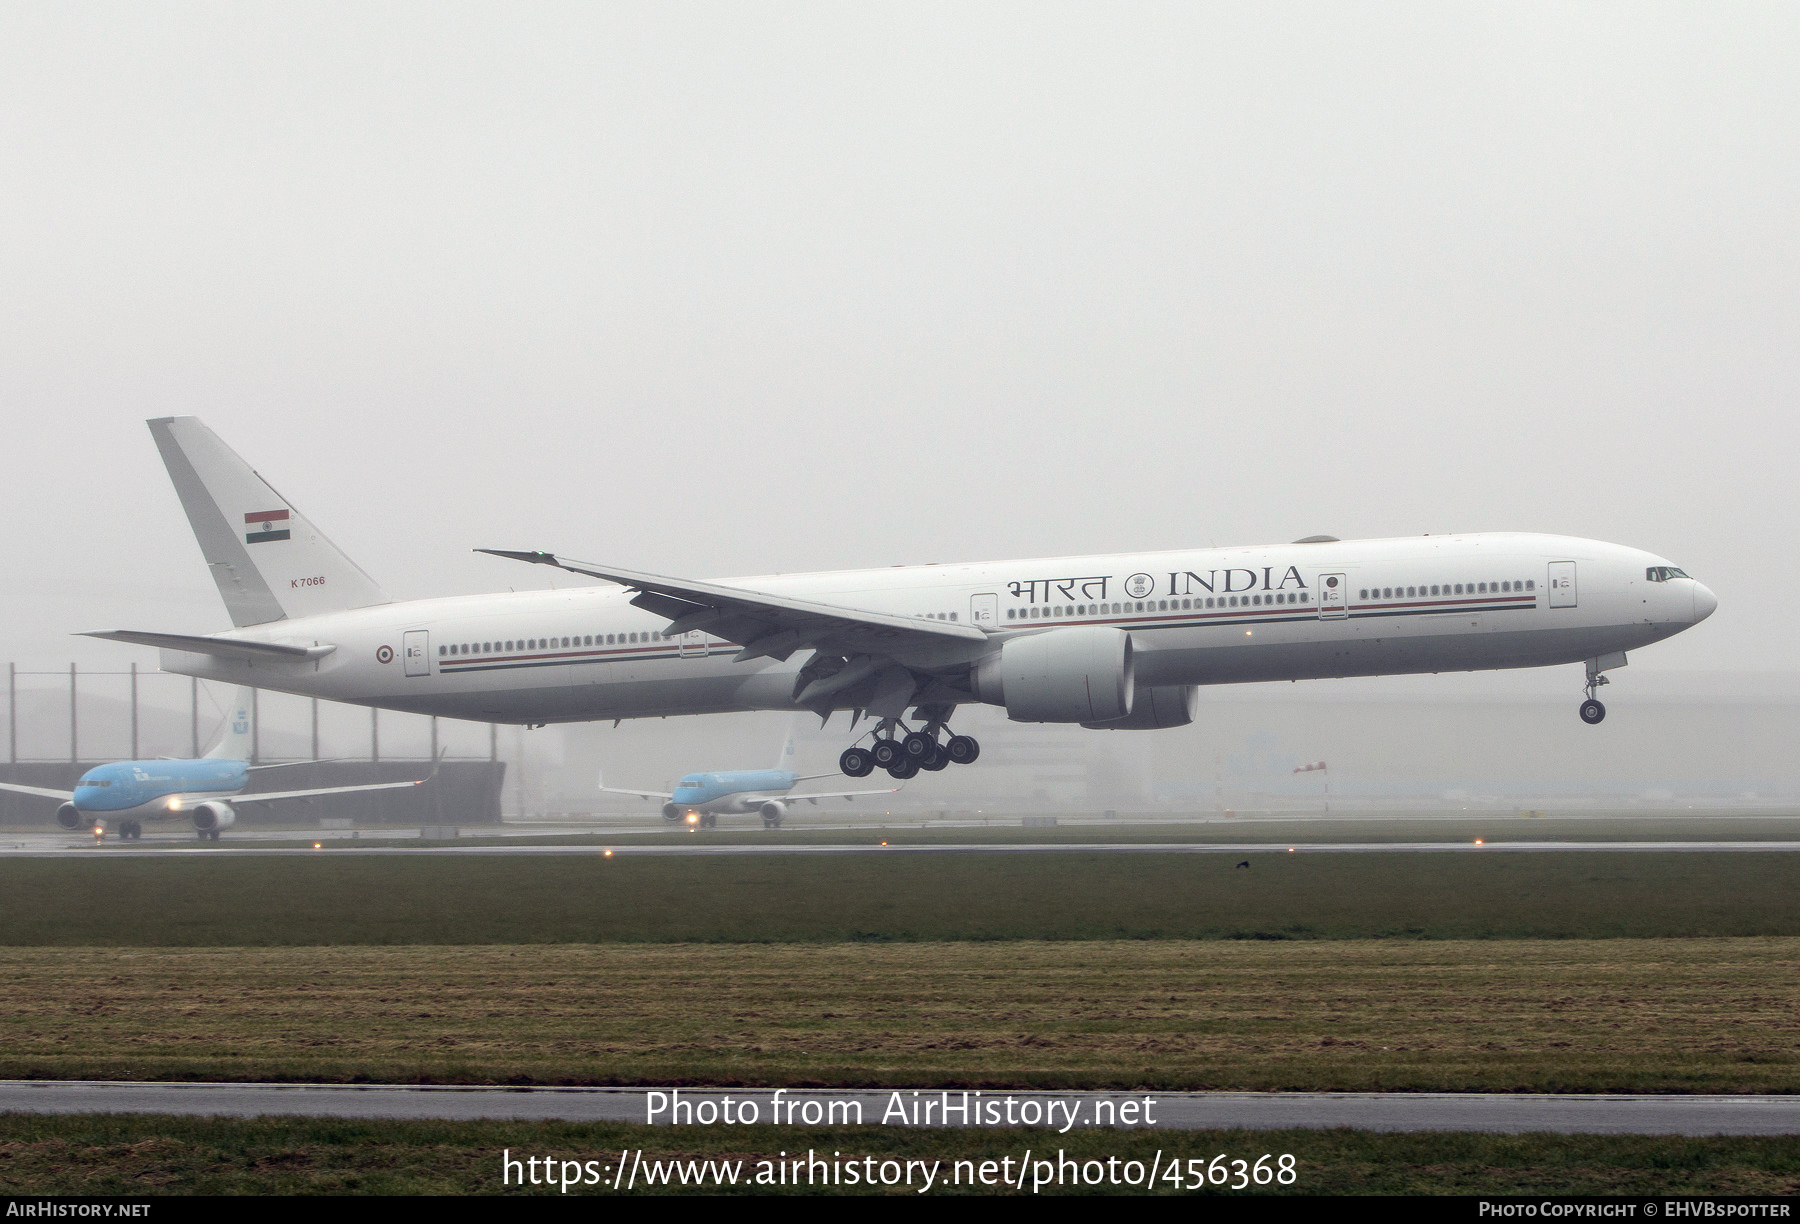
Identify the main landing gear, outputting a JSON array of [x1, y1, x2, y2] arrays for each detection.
[[117, 820, 143, 840], [839, 716, 980, 780]]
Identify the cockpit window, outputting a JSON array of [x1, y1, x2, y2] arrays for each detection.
[[1646, 566, 1691, 582], [76, 778, 109, 788]]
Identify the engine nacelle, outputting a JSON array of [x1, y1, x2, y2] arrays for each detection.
[[661, 802, 682, 822], [1082, 684, 1198, 730], [759, 801, 786, 823], [974, 625, 1135, 723], [190, 801, 236, 833], [55, 803, 82, 831]]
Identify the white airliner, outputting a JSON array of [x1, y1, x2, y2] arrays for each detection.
[[89, 418, 1716, 781], [599, 727, 899, 828]]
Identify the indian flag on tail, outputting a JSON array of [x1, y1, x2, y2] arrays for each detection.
[[244, 509, 290, 544]]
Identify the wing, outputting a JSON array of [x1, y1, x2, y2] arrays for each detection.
[[82, 630, 335, 662], [246, 758, 347, 772], [476, 550, 986, 665], [787, 786, 904, 803], [599, 786, 674, 801], [0, 782, 73, 802], [233, 778, 429, 805]]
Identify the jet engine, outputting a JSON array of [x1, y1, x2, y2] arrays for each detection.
[[974, 625, 1135, 722], [1081, 684, 1198, 730], [190, 801, 236, 833], [55, 803, 81, 831], [759, 801, 786, 828], [661, 802, 682, 822]]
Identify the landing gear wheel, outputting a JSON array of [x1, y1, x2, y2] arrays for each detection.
[[902, 731, 935, 759], [839, 747, 875, 778], [702, 812, 718, 829], [945, 735, 980, 765], [870, 738, 903, 768], [887, 757, 920, 780], [1580, 699, 1606, 725], [919, 744, 949, 771]]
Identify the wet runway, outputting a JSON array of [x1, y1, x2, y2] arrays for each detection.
[[3, 1082, 1796, 1134], [2, 839, 1799, 858]]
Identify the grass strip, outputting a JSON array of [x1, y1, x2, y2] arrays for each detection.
[[4, 851, 1799, 945], [2, 940, 1796, 1092]]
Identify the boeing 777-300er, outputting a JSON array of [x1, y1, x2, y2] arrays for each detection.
[[599, 725, 899, 828], [0, 685, 432, 840], [88, 418, 1717, 782]]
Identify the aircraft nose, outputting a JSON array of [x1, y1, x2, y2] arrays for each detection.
[[1691, 582, 1718, 624]]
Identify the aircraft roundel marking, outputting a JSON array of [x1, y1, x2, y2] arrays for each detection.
[[376, 645, 394, 664], [1125, 573, 1155, 599]]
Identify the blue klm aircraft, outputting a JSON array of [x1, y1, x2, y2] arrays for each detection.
[[0, 687, 431, 840], [600, 726, 898, 829]]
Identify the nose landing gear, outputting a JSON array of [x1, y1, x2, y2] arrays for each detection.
[[1578, 654, 1624, 724]]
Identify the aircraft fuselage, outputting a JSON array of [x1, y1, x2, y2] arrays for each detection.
[[147, 532, 1715, 725]]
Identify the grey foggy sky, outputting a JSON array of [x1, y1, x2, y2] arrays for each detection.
[[3, 2, 1795, 682]]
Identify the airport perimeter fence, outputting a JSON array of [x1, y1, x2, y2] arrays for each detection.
[[0, 664, 507, 826]]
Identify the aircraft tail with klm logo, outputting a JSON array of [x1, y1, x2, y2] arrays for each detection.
[[202, 686, 257, 761]]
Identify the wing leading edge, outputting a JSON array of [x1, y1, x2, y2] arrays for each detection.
[[476, 550, 986, 665]]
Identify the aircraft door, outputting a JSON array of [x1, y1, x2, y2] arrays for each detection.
[[969, 593, 998, 629], [678, 630, 707, 658], [1317, 574, 1348, 620], [403, 630, 431, 677], [1548, 561, 1577, 608]]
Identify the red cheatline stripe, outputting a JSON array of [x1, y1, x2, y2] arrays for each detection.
[[244, 509, 290, 524]]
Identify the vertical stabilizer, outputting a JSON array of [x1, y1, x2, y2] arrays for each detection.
[[772, 719, 802, 773], [148, 417, 390, 626], [203, 686, 256, 760]]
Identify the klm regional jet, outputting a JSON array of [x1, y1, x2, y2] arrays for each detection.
[[0, 686, 431, 840], [89, 419, 1716, 784], [599, 726, 898, 829]]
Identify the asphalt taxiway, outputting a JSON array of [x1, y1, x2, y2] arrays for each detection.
[[2, 1082, 1796, 1135]]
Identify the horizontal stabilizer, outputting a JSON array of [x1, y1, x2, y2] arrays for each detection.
[[82, 631, 335, 662]]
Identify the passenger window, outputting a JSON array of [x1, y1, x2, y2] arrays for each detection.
[[1526, 580, 1535, 591]]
